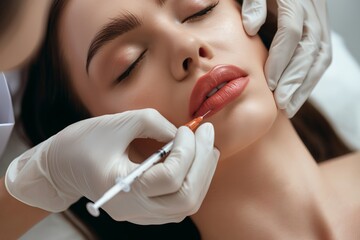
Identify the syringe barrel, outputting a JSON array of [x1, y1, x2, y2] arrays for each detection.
[[121, 140, 174, 184], [87, 112, 209, 216]]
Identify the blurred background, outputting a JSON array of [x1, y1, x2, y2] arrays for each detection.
[[327, 0, 360, 63]]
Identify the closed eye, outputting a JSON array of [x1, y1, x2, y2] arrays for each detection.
[[182, 1, 219, 23], [115, 50, 147, 83]]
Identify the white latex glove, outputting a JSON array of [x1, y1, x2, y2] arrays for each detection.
[[242, 0, 332, 117], [5, 109, 219, 224]]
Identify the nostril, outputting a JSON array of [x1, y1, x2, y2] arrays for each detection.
[[199, 47, 206, 57], [183, 57, 192, 71]]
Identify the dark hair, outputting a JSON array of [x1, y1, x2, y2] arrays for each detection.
[[21, 0, 352, 239], [21, 0, 91, 146]]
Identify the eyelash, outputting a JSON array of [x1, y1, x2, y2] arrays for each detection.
[[116, 1, 219, 83], [116, 50, 147, 83], [182, 1, 219, 23]]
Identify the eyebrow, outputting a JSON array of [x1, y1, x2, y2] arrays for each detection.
[[86, 12, 142, 73], [157, 0, 168, 7], [86, 0, 168, 74]]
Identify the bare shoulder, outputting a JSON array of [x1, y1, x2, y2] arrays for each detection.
[[319, 151, 360, 202], [320, 151, 360, 173]]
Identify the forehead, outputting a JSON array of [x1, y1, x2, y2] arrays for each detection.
[[59, 0, 235, 69], [58, 0, 242, 76], [59, 0, 183, 68], [60, 0, 128, 61]]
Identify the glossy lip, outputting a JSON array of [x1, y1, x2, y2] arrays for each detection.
[[189, 64, 250, 118]]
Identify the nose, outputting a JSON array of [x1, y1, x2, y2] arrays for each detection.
[[182, 47, 208, 71], [165, 29, 213, 81]]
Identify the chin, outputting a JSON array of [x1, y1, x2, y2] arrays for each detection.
[[213, 95, 278, 159]]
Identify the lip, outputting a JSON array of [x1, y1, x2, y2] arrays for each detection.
[[189, 64, 250, 118]]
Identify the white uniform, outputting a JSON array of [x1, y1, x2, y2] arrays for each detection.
[[0, 73, 15, 157]]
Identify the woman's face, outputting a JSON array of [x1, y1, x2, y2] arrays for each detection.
[[59, 0, 277, 158]]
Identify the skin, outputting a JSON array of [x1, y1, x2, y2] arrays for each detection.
[[0, 178, 49, 239], [58, 1, 360, 239], [59, 0, 275, 159]]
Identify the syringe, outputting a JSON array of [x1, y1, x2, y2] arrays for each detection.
[[86, 111, 211, 217]]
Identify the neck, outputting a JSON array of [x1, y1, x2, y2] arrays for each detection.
[[192, 112, 348, 240]]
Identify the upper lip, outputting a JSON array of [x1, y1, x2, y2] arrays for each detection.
[[189, 64, 248, 117]]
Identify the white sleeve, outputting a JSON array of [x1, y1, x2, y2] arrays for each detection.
[[0, 73, 15, 157]]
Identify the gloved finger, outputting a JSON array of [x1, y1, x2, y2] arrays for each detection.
[[273, 40, 317, 111], [106, 188, 185, 224], [311, 0, 332, 61], [274, 0, 321, 115], [285, 7, 332, 117], [265, 0, 303, 90], [144, 123, 219, 216], [127, 215, 186, 225], [177, 123, 219, 214], [274, 6, 321, 110], [139, 126, 195, 197], [112, 108, 177, 146], [241, 0, 267, 36]]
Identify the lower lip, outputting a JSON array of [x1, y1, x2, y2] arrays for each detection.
[[196, 76, 250, 117]]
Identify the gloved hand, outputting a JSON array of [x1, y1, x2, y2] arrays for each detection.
[[241, 0, 332, 117], [5, 109, 219, 224]]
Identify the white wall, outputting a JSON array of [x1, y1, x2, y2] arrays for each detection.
[[328, 0, 360, 63]]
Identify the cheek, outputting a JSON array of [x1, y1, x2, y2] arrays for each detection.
[[85, 79, 179, 121], [214, 96, 278, 159], [89, 87, 168, 116], [210, 70, 277, 158], [234, 32, 268, 69], [209, 14, 268, 73]]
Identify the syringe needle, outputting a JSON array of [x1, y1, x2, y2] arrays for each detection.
[[86, 111, 211, 217], [186, 110, 212, 131]]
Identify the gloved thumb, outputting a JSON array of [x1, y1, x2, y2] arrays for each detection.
[[241, 0, 267, 36], [102, 109, 178, 147], [138, 126, 195, 197]]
